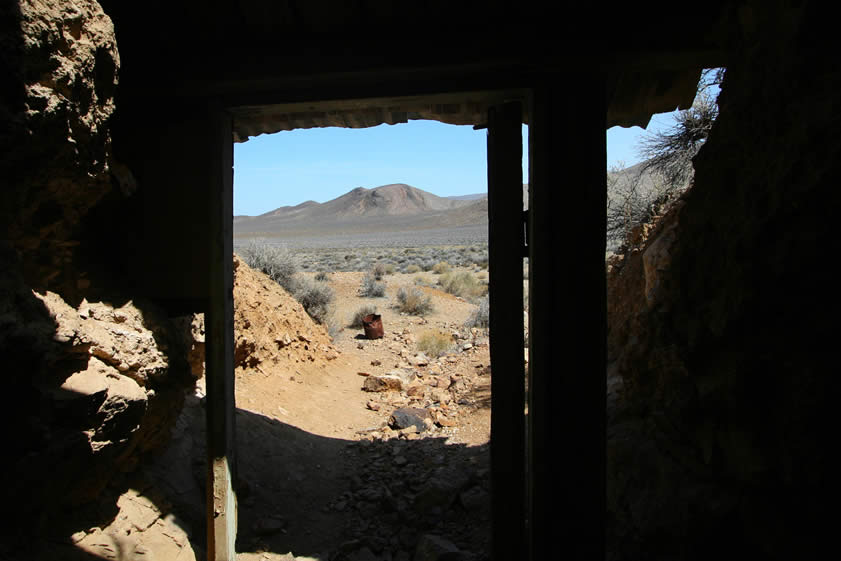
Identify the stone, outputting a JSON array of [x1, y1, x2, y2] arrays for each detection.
[[414, 534, 460, 561], [408, 353, 429, 367], [434, 411, 458, 428], [363, 375, 404, 392], [430, 389, 450, 405], [459, 486, 490, 514], [389, 407, 431, 432], [406, 384, 425, 398]]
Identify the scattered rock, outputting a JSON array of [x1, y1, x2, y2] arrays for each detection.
[[389, 407, 431, 432], [459, 486, 490, 514], [414, 534, 460, 561], [406, 384, 425, 398], [408, 353, 430, 367], [363, 374, 405, 392]]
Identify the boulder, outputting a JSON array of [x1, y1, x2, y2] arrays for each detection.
[[389, 407, 431, 432]]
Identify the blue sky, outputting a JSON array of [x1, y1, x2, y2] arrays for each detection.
[[233, 116, 672, 216]]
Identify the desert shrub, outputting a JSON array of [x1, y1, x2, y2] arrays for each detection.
[[417, 329, 453, 357], [413, 275, 432, 286], [358, 273, 386, 297], [315, 271, 329, 282], [396, 287, 433, 316], [349, 305, 378, 328], [384, 264, 395, 275], [372, 262, 387, 280], [239, 239, 297, 293], [465, 296, 490, 329], [438, 271, 486, 299], [406, 264, 421, 274], [294, 277, 334, 325], [432, 261, 451, 274]]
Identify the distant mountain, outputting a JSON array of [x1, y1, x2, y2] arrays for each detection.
[[445, 193, 487, 201], [234, 183, 488, 239]]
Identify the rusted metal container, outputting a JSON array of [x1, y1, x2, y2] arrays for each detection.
[[362, 313, 384, 339]]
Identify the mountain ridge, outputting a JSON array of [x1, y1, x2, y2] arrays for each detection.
[[234, 183, 490, 239]]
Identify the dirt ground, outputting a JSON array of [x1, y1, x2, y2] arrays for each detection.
[[68, 264, 496, 561], [230, 270, 493, 560]]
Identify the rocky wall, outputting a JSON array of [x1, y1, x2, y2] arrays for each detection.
[[0, 252, 200, 545], [0, 2, 200, 552], [606, 5, 839, 559], [0, 0, 127, 298]]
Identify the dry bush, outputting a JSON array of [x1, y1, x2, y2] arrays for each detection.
[[465, 296, 490, 329], [417, 329, 453, 357], [358, 273, 386, 297], [432, 261, 451, 274], [438, 271, 486, 300], [406, 264, 421, 274], [238, 239, 297, 293], [349, 305, 378, 328], [372, 262, 387, 280], [413, 275, 432, 286], [396, 287, 433, 316], [294, 277, 334, 325]]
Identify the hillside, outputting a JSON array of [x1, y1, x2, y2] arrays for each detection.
[[234, 183, 490, 241]]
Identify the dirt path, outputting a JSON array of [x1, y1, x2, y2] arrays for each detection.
[[230, 270, 493, 559]]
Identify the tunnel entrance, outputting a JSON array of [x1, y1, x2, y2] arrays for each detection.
[[205, 94, 532, 559]]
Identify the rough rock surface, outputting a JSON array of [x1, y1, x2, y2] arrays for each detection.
[[0, 252, 196, 554], [189, 256, 340, 377], [1, 0, 120, 293], [606, 11, 840, 560]]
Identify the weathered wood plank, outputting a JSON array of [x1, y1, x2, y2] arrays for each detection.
[[527, 77, 607, 560], [205, 102, 237, 561], [487, 101, 527, 560]]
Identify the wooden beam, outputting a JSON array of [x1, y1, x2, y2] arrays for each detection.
[[527, 77, 607, 560], [487, 101, 527, 560], [205, 102, 237, 561]]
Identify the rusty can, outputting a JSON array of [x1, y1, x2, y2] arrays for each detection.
[[362, 313, 384, 339]]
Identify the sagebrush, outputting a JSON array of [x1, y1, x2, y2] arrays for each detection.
[[294, 277, 334, 325], [349, 305, 378, 328], [438, 271, 486, 300], [239, 239, 297, 292], [396, 287, 433, 316], [465, 295, 490, 329], [358, 273, 386, 297], [416, 329, 452, 357]]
